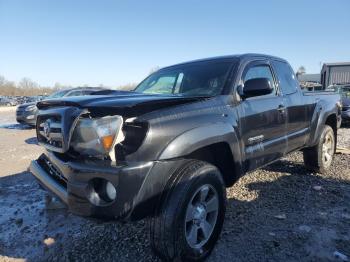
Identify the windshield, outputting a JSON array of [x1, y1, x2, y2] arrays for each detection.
[[134, 61, 234, 96], [47, 90, 70, 99]]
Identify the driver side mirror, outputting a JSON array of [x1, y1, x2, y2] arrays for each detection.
[[240, 78, 273, 99]]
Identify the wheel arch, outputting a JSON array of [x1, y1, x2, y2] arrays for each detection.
[[309, 106, 338, 147], [158, 123, 243, 187], [184, 142, 239, 187]]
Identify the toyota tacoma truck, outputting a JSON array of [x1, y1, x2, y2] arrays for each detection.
[[30, 54, 341, 261]]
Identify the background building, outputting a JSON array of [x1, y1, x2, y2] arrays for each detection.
[[321, 62, 350, 88]]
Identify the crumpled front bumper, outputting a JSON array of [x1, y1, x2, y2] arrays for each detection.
[[30, 151, 156, 220]]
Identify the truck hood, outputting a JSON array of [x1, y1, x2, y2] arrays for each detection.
[[37, 91, 209, 117]]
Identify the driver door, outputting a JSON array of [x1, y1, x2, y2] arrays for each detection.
[[236, 61, 287, 171]]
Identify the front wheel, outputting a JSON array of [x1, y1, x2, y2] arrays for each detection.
[[303, 125, 335, 174], [149, 160, 226, 261]]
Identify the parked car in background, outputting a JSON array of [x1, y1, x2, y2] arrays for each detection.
[[16, 87, 105, 126], [327, 84, 350, 123], [13, 95, 47, 105], [30, 54, 341, 261], [0, 97, 16, 106], [8, 97, 18, 106]]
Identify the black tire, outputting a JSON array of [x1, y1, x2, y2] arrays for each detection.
[[149, 160, 226, 261], [303, 125, 335, 174]]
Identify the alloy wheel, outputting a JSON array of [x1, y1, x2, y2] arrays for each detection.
[[184, 184, 219, 249], [322, 131, 334, 167]]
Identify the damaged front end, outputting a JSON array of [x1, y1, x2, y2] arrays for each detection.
[[35, 104, 149, 163], [32, 104, 156, 219], [70, 115, 124, 162], [31, 94, 210, 220]]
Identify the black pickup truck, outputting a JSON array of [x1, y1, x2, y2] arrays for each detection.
[[30, 54, 341, 261]]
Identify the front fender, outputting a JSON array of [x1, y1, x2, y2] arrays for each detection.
[[158, 123, 241, 162], [129, 123, 242, 220]]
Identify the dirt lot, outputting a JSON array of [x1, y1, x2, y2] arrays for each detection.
[[0, 107, 349, 262]]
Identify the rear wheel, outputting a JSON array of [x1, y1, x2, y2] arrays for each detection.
[[149, 160, 226, 261], [303, 125, 335, 173]]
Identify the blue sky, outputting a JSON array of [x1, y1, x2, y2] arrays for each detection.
[[0, 0, 349, 87]]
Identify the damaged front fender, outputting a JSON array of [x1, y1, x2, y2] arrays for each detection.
[[158, 123, 240, 161]]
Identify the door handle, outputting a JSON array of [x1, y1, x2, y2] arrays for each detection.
[[277, 105, 286, 112]]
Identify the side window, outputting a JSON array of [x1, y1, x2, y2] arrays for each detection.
[[67, 91, 83, 97], [81, 90, 93, 95], [272, 61, 299, 95], [243, 65, 276, 95]]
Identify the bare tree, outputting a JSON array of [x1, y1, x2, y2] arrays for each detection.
[[117, 83, 137, 91], [0, 75, 6, 86], [0, 75, 17, 96], [296, 66, 306, 78], [0, 75, 60, 96], [18, 77, 38, 89]]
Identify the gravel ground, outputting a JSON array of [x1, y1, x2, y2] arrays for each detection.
[[338, 124, 350, 149], [0, 108, 349, 262]]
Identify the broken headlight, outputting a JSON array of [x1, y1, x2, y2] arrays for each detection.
[[70, 115, 123, 158]]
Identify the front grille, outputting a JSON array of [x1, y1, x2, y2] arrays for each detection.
[[37, 115, 64, 150], [16, 109, 25, 116], [38, 155, 67, 188]]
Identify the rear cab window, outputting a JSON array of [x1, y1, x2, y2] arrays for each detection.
[[272, 60, 299, 95]]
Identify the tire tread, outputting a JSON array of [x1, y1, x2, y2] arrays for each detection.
[[149, 160, 225, 261]]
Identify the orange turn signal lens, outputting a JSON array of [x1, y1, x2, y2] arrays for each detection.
[[101, 135, 115, 151]]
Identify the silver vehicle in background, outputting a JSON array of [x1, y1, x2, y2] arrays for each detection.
[[16, 87, 105, 126]]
